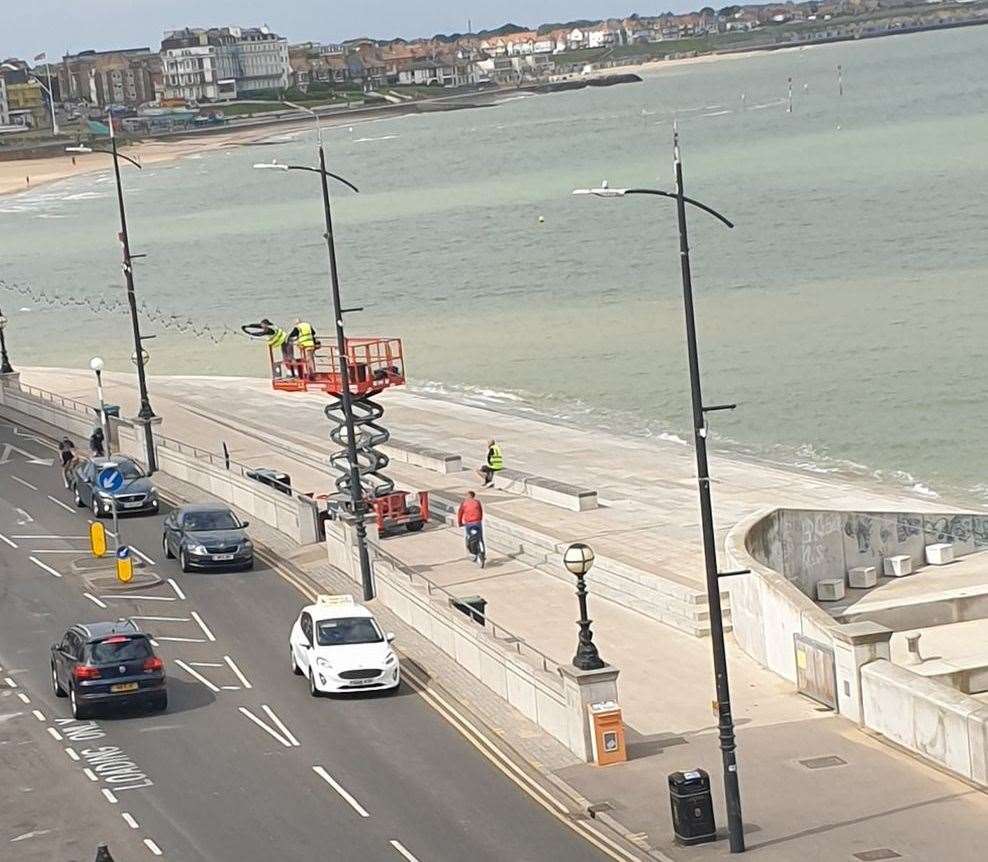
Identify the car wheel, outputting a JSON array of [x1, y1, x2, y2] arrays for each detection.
[[405, 520, 425, 533], [291, 648, 302, 676], [152, 692, 168, 712], [309, 670, 321, 698], [180, 548, 192, 573], [70, 686, 90, 720], [91, 495, 101, 518], [162, 534, 174, 559], [74, 486, 84, 508], [51, 663, 66, 697]]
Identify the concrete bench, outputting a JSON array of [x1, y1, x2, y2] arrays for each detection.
[[381, 439, 462, 475], [492, 468, 598, 512]]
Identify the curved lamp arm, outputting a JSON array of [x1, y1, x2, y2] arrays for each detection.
[[66, 146, 142, 170], [623, 189, 734, 229]]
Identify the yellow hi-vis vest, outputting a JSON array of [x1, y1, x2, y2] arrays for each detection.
[[267, 327, 287, 349], [295, 322, 316, 350], [489, 443, 504, 471]]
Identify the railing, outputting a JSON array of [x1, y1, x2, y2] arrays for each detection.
[[9, 381, 97, 419], [371, 542, 563, 678]]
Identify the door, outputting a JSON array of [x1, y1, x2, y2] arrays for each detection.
[[794, 633, 837, 710], [79, 462, 94, 505], [295, 613, 313, 673]]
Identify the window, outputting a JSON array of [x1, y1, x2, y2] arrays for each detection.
[[89, 637, 152, 664], [64, 631, 82, 658], [316, 617, 383, 646], [300, 612, 313, 644], [183, 509, 240, 531]]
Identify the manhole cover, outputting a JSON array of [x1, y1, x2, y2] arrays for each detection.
[[853, 850, 901, 861], [799, 755, 847, 769]]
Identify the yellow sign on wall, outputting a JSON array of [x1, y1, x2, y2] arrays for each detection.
[[89, 521, 107, 558]]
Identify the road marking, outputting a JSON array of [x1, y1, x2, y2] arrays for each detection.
[[224, 655, 252, 689], [188, 661, 223, 668], [11, 534, 87, 539], [154, 636, 206, 644], [130, 615, 190, 622], [221, 685, 240, 690], [312, 766, 370, 817], [5, 677, 18, 688], [122, 812, 139, 829], [47, 495, 76, 513], [0, 532, 17, 548], [102, 788, 118, 804], [17, 692, 30, 704], [238, 706, 293, 748], [83, 768, 98, 781], [32, 710, 46, 722], [390, 840, 420, 862], [261, 704, 300, 746], [190, 611, 216, 642], [167, 578, 186, 600], [143, 838, 163, 856], [174, 660, 220, 693], [65, 747, 80, 761], [31, 549, 86, 553], [100, 594, 175, 602], [84, 593, 109, 609], [29, 556, 62, 578], [16, 507, 34, 523], [47, 727, 63, 741], [132, 547, 156, 566], [11, 475, 38, 491]]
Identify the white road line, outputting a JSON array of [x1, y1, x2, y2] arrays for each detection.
[[238, 706, 292, 748], [0, 532, 17, 548], [190, 611, 216, 642], [188, 661, 223, 668], [174, 660, 220, 693], [221, 685, 240, 690], [29, 556, 62, 578], [17, 692, 30, 704], [312, 766, 370, 818], [102, 788, 118, 804], [11, 534, 87, 539], [15, 508, 33, 524], [224, 655, 252, 689], [261, 704, 300, 747], [390, 840, 420, 862], [167, 578, 186, 600], [47, 727, 63, 741], [122, 813, 139, 830], [5, 677, 17, 688], [47, 495, 76, 513], [32, 710, 45, 722], [11, 475, 38, 490], [143, 837, 163, 856], [154, 636, 206, 644], [83, 592, 109, 609], [30, 549, 84, 554], [132, 547, 156, 566], [83, 768, 98, 781], [65, 747, 80, 761], [130, 615, 190, 622], [100, 594, 175, 602]]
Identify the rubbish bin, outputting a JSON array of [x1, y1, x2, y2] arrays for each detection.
[[246, 468, 292, 496], [668, 769, 716, 846], [450, 595, 487, 625], [102, 405, 121, 419]]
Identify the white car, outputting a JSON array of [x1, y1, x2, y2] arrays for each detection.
[[290, 595, 400, 695]]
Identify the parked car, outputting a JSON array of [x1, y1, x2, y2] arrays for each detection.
[[162, 504, 254, 572], [71, 456, 159, 517], [50, 620, 167, 719]]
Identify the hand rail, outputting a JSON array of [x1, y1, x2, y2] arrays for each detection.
[[9, 381, 98, 419]]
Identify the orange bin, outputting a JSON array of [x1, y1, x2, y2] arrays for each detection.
[[588, 700, 627, 766]]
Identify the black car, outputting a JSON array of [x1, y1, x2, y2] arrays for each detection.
[[72, 456, 159, 518], [50, 620, 167, 719], [162, 504, 254, 572]]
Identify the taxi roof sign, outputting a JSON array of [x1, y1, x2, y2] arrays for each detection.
[[316, 594, 354, 606]]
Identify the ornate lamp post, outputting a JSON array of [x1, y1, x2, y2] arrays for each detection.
[[0, 307, 14, 375], [563, 543, 605, 671]]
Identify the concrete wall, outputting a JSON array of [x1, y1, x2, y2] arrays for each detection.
[[0, 381, 96, 444]]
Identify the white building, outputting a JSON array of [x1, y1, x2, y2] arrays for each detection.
[[161, 44, 220, 102]]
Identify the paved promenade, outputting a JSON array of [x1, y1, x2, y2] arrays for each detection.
[[17, 366, 988, 860]]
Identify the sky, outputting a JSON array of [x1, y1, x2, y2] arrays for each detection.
[[3, 1, 702, 60]]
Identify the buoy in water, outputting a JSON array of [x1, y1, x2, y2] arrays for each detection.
[[538, 216, 545, 223]]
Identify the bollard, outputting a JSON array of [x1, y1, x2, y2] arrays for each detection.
[[905, 632, 925, 665], [94, 844, 115, 862]]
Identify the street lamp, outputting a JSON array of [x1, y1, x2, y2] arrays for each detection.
[[0, 307, 14, 375], [253, 109, 373, 601], [67, 117, 158, 474], [573, 131, 746, 854], [563, 543, 605, 671], [90, 356, 109, 456]]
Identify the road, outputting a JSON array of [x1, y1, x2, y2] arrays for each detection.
[[0, 420, 614, 862]]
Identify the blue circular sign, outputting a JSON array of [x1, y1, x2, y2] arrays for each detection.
[[116, 545, 130, 559], [97, 466, 124, 493]]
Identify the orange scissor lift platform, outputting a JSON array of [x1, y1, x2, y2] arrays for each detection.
[[267, 337, 428, 535]]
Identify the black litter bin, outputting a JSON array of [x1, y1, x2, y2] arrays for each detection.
[[102, 405, 121, 419], [669, 769, 716, 846], [246, 468, 292, 496], [450, 595, 487, 625]]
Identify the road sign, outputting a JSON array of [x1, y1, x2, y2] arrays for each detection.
[[97, 466, 124, 493], [89, 521, 107, 558], [116, 545, 133, 583]]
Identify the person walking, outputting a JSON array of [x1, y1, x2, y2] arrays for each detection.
[[259, 318, 294, 378], [58, 438, 78, 488], [477, 438, 504, 487], [89, 427, 105, 458], [457, 490, 486, 567], [287, 318, 318, 375]]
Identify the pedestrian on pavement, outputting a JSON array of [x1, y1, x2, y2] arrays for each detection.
[[89, 426, 105, 458], [457, 490, 486, 567], [287, 318, 318, 375], [258, 318, 294, 378], [477, 438, 504, 487], [58, 438, 78, 487]]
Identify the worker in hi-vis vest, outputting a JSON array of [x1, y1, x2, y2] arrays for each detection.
[[288, 318, 318, 375], [259, 318, 293, 378], [478, 439, 504, 487]]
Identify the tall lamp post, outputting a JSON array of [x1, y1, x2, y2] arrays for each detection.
[[0, 307, 14, 375], [573, 132, 747, 853], [253, 110, 374, 601], [563, 543, 606, 670], [67, 118, 157, 474], [90, 356, 110, 456]]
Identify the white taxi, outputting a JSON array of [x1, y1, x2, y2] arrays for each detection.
[[290, 595, 400, 695]]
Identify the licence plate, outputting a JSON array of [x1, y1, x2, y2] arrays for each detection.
[[348, 680, 377, 687], [212, 553, 235, 561], [122, 501, 143, 508], [111, 682, 139, 693]]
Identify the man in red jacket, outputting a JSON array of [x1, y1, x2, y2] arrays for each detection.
[[456, 491, 486, 567]]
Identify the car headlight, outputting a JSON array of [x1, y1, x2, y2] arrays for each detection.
[[148, 486, 158, 496], [241, 540, 253, 551], [187, 542, 207, 555], [316, 657, 333, 669], [97, 490, 113, 499], [385, 652, 397, 666]]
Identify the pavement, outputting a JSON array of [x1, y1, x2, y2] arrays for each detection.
[[8, 368, 988, 861]]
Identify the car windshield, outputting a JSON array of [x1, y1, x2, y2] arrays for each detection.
[[184, 510, 240, 531], [316, 617, 383, 646], [103, 460, 143, 480], [89, 637, 152, 663]]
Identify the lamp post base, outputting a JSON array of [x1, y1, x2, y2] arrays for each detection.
[[0, 370, 21, 388]]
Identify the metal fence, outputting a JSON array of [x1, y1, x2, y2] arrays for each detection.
[[14, 381, 96, 419]]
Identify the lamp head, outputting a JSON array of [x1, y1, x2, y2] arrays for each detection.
[[253, 161, 289, 171], [89, 356, 104, 373], [66, 145, 93, 154], [563, 543, 595, 577]]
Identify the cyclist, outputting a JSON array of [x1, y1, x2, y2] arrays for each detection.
[[456, 490, 486, 568]]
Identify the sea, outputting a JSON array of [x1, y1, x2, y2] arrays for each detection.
[[1, 27, 986, 505]]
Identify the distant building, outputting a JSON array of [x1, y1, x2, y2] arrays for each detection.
[[0, 65, 48, 128], [0, 77, 9, 125], [60, 48, 159, 107]]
